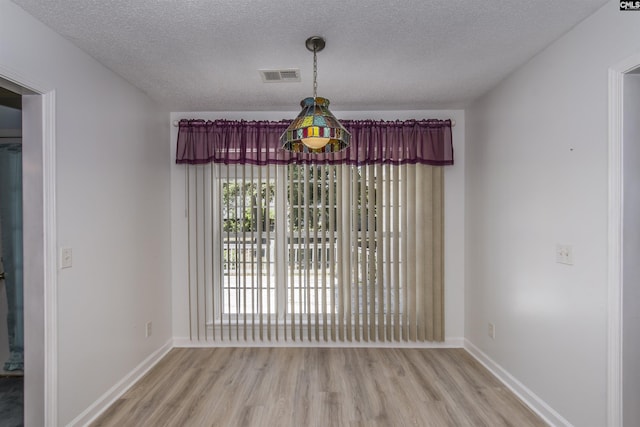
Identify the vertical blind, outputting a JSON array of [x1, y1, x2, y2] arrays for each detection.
[[178, 119, 452, 343]]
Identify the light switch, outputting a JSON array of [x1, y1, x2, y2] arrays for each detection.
[[60, 247, 73, 269]]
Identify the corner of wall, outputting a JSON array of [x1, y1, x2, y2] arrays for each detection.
[[464, 339, 571, 426]]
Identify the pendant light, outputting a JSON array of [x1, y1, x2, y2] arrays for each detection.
[[280, 36, 351, 153]]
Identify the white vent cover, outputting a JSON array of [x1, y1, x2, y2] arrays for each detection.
[[259, 69, 300, 83]]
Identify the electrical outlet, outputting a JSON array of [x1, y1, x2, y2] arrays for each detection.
[[145, 321, 152, 338], [556, 244, 574, 265], [488, 323, 495, 339], [60, 247, 73, 269]]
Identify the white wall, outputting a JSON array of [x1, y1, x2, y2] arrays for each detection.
[[465, 1, 640, 425], [623, 72, 640, 427], [170, 110, 465, 343], [0, 2, 172, 425]]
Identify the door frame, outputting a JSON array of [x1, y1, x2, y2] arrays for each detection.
[[0, 66, 57, 426], [607, 52, 640, 427]]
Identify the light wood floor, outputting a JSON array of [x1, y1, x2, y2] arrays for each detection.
[[92, 347, 546, 427]]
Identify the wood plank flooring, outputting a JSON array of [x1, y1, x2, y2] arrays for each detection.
[[91, 348, 546, 427]]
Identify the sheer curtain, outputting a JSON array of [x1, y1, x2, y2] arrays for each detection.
[[177, 119, 452, 343]]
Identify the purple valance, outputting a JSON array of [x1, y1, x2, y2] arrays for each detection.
[[176, 118, 453, 166]]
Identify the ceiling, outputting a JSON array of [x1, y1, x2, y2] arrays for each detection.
[[11, 0, 608, 112]]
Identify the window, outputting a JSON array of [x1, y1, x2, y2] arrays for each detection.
[[176, 117, 452, 343], [185, 162, 444, 342]]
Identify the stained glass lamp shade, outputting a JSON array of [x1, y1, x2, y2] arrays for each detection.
[[280, 96, 350, 153], [280, 36, 351, 153]]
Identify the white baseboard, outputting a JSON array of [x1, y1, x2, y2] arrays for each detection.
[[464, 339, 572, 427], [68, 339, 173, 427], [173, 335, 464, 348]]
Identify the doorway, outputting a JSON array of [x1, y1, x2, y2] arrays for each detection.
[[0, 71, 54, 426], [0, 86, 24, 426], [608, 54, 640, 427]]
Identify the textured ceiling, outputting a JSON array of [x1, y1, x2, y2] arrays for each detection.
[[11, 0, 608, 112]]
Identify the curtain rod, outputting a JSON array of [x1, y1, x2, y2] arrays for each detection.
[[172, 119, 456, 127]]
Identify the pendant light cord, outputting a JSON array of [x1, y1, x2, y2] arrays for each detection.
[[313, 45, 318, 100]]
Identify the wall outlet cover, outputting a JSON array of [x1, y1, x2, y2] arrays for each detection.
[[488, 322, 496, 339], [60, 247, 73, 269]]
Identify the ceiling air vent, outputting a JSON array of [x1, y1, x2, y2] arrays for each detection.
[[259, 69, 301, 83]]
